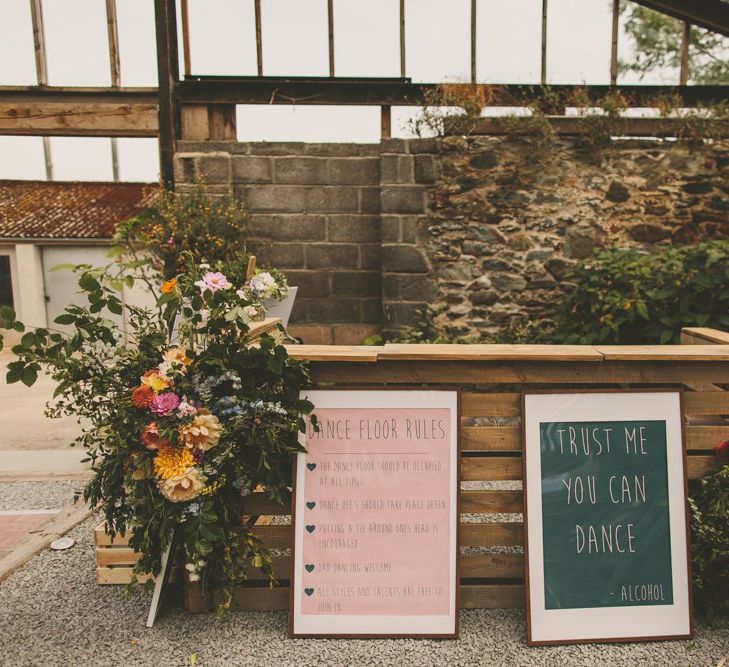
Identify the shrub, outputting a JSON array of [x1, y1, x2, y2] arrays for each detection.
[[552, 241, 729, 345], [115, 185, 248, 280], [690, 448, 729, 624]]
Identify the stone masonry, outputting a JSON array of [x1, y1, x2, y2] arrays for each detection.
[[174, 136, 729, 343]]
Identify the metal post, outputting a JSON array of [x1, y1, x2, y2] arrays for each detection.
[[106, 0, 121, 180], [541, 0, 548, 85], [328, 0, 335, 77], [255, 0, 263, 76], [400, 0, 406, 78], [180, 0, 192, 77], [471, 0, 477, 83]]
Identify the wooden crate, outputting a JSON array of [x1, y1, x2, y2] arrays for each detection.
[[94, 524, 147, 585], [185, 330, 729, 613]]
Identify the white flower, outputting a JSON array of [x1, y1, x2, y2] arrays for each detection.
[[248, 272, 278, 299], [188, 573, 200, 582], [177, 397, 198, 418], [243, 306, 258, 318]]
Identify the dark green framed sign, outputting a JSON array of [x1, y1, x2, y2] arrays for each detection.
[[523, 390, 692, 645]]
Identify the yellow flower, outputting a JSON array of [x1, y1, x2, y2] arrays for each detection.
[[141, 371, 170, 394], [153, 447, 194, 480], [179, 410, 222, 451], [161, 278, 177, 294], [159, 468, 206, 503]]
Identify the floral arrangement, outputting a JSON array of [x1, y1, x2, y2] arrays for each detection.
[[0, 255, 312, 612]]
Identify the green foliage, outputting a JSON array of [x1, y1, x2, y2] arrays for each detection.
[[115, 185, 248, 280], [551, 242, 729, 345], [0, 258, 312, 614], [690, 460, 729, 623], [620, 3, 729, 85]]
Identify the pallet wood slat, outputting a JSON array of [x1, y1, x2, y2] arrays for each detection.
[[680, 328, 729, 345], [379, 343, 603, 361], [595, 345, 729, 360], [461, 425, 728, 451], [310, 360, 729, 385], [187, 584, 526, 612]]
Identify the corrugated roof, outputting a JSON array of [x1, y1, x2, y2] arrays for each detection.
[[0, 180, 160, 240]]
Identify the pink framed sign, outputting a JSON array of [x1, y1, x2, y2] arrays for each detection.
[[289, 389, 460, 638]]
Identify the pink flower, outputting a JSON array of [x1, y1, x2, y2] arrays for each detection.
[[150, 392, 180, 416], [201, 271, 232, 293]]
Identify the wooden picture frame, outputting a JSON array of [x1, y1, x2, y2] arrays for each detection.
[[522, 389, 693, 645], [289, 387, 460, 638]]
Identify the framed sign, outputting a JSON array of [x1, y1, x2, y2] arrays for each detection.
[[290, 389, 459, 638], [522, 390, 692, 645]]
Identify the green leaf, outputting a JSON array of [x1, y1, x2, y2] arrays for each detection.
[[54, 314, 76, 325], [0, 305, 15, 321], [48, 263, 77, 272], [21, 367, 38, 387], [6, 367, 22, 384], [107, 299, 123, 315], [78, 273, 101, 292]]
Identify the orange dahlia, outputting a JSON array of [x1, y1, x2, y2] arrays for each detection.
[[131, 385, 155, 408], [140, 422, 169, 451]]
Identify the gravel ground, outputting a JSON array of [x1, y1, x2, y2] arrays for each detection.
[[0, 480, 84, 511], [1, 515, 727, 667]]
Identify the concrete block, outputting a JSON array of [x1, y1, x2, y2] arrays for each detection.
[[328, 157, 379, 185], [247, 214, 326, 241], [331, 271, 381, 297], [381, 186, 426, 214], [232, 156, 272, 183], [274, 157, 328, 185], [327, 215, 380, 243], [306, 244, 359, 269], [381, 245, 430, 273]]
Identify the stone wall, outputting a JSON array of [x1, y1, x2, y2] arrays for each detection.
[[384, 135, 729, 338], [174, 137, 729, 343]]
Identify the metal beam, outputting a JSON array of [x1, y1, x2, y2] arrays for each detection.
[[177, 77, 729, 107], [629, 0, 729, 37], [29, 0, 52, 180], [154, 0, 180, 189], [0, 87, 158, 104]]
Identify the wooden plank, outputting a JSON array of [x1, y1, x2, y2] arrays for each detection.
[[286, 345, 381, 362], [460, 522, 523, 547], [461, 425, 729, 451], [96, 567, 152, 585], [243, 493, 291, 515], [461, 583, 524, 609], [462, 454, 716, 481], [248, 317, 282, 340], [541, 0, 548, 85], [596, 345, 729, 361], [680, 21, 690, 85], [0, 502, 92, 583], [309, 360, 729, 386], [180, 0, 192, 76], [684, 391, 729, 415], [208, 104, 236, 140], [180, 104, 208, 141], [630, 0, 729, 38], [154, 0, 180, 189], [462, 427, 521, 451], [251, 524, 291, 549], [461, 489, 523, 514], [95, 524, 130, 546], [462, 457, 523, 481], [97, 547, 139, 566], [680, 327, 729, 345], [380, 104, 391, 139], [460, 553, 524, 578], [610, 0, 619, 85], [223, 583, 525, 611], [105, 0, 121, 87], [379, 343, 603, 362], [462, 392, 520, 417], [0, 101, 159, 137]]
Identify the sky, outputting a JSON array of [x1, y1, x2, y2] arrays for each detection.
[[0, 0, 687, 183]]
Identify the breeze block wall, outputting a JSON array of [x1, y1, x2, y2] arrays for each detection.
[[174, 137, 729, 343], [175, 141, 381, 344]]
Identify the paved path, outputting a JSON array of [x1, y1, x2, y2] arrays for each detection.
[[0, 352, 89, 480]]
